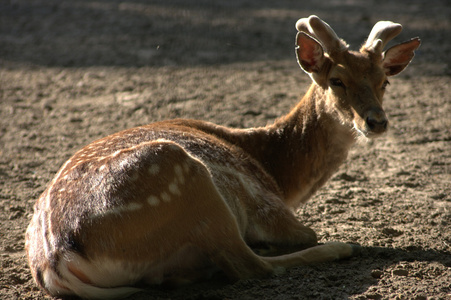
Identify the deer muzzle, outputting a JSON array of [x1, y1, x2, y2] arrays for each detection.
[[365, 108, 388, 135]]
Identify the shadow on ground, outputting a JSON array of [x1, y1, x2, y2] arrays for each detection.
[[130, 246, 451, 299]]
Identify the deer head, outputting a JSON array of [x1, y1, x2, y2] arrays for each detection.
[[295, 15, 421, 138]]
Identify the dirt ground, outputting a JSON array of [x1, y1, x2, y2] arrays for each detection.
[[1, 0, 450, 299]]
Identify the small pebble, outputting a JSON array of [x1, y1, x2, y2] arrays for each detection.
[[392, 269, 409, 276], [371, 270, 384, 279]]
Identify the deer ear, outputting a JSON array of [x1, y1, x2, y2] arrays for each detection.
[[383, 37, 421, 76], [296, 32, 325, 73]]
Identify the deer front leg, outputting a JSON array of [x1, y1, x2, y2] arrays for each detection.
[[245, 200, 318, 256], [244, 198, 359, 263]]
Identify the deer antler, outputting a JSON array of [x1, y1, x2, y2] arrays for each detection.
[[295, 15, 348, 54], [363, 21, 403, 53]]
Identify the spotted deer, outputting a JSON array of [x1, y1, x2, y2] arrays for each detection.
[[26, 16, 420, 299]]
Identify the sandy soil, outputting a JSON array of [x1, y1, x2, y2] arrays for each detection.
[[1, 0, 450, 299]]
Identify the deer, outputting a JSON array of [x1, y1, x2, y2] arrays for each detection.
[[25, 15, 420, 299]]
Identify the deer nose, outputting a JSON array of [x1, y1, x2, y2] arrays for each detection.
[[366, 110, 388, 133]]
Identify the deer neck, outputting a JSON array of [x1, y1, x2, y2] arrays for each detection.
[[172, 84, 356, 208], [238, 84, 357, 208]]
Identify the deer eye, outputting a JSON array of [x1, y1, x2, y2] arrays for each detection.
[[381, 80, 390, 90], [329, 78, 345, 89]]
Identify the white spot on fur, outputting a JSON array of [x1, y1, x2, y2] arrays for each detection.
[[174, 164, 183, 176], [183, 162, 190, 173], [160, 192, 171, 202], [110, 202, 142, 215], [129, 172, 139, 182], [147, 195, 159, 206], [97, 157, 106, 163], [148, 164, 160, 175], [168, 181, 181, 196], [53, 159, 72, 181], [99, 165, 106, 172], [125, 202, 142, 211], [91, 202, 143, 219], [174, 164, 185, 184]]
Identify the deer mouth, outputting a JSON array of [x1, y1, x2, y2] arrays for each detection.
[[366, 116, 388, 134], [353, 119, 388, 138], [352, 107, 388, 138]]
